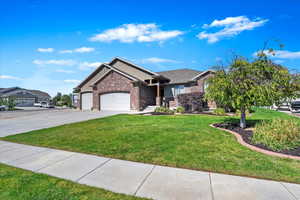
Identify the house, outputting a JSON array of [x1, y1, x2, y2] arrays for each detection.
[[0, 87, 51, 107], [74, 57, 215, 111]]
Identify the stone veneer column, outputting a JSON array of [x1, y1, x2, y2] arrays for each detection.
[[93, 87, 100, 111], [131, 83, 140, 111]]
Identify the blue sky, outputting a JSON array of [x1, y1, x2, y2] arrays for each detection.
[[1, 0, 300, 96]]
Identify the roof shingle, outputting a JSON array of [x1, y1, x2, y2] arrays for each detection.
[[157, 69, 202, 84]]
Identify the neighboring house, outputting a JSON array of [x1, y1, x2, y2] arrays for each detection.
[[74, 57, 215, 111], [0, 87, 51, 107], [28, 89, 51, 102]]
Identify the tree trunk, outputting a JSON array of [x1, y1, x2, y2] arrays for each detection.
[[240, 109, 246, 129]]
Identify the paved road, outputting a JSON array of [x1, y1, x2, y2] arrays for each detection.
[[0, 109, 130, 137], [0, 140, 299, 200]]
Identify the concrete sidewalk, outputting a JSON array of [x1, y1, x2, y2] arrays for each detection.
[[0, 140, 299, 200]]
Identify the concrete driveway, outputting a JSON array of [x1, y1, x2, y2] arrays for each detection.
[[0, 109, 130, 137]]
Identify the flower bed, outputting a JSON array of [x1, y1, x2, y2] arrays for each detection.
[[213, 122, 300, 157]]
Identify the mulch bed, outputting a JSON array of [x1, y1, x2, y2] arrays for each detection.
[[214, 122, 300, 157], [140, 111, 225, 116], [139, 112, 174, 116]]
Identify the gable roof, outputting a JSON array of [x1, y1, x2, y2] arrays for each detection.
[[109, 57, 170, 81], [0, 87, 51, 99], [29, 90, 51, 99], [2, 90, 37, 98], [0, 87, 20, 95], [92, 63, 139, 86], [192, 70, 215, 80], [76, 63, 139, 89], [109, 57, 160, 76], [76, 57, 214, 89], [157, 69, 203, 84]]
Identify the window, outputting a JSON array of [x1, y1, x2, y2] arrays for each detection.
[[173, 85, 185, 96], [204, 80, 209, 92]]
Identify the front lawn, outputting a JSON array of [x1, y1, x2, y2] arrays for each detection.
[[2, 108, 300, 183], [0, 163, 145, 200]]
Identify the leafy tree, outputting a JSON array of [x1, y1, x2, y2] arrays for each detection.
[[7, 97, 16, 110], [0, 97, 16, 110], [0, 98, 5, 106], [205, 53, 300, 128], [61, 94, 72, 107], [52, 92, 62, 106]]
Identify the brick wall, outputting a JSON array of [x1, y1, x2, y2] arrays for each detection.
[[189, 73, 214, 93], [92, 71, 138, 110]]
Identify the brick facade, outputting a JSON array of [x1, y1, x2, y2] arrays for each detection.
[[86, 70, 154, 111], [92, 71, 136, 110], [77, 65, 215, 111], [189, 73, 214, 93], [164, 73, 215, 109]]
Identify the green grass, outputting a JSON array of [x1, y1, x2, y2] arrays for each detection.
[[2, 108, 300, 183], [0, 163, 145, 200]]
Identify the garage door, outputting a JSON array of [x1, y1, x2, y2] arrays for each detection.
[[100, 93, 130, 111], [81, 93, 93, 110]]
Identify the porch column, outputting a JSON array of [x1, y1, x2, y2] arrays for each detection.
[[156, 82, 161, 106]]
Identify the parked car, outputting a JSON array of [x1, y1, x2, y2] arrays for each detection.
[[33, 102, 42, 107], [34, 101, 53, 108], [40, 101, 47, 107], [271, 102, 291, 111], [272, 98, 300, 113], [0, 105, 7, 111], [45, 103, 54, 108], [40, 101, 54, 108], [290, 101, 300, 112]]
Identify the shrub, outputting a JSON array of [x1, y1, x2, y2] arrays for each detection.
[[177, 92, 206, 112], [176, 106, 185, 113], [154, 107, 174, 114], [252, 118, 300, 151], [213, 108, 226, 116], [7, 98, 16, 110], [0, 97, 16, 110]]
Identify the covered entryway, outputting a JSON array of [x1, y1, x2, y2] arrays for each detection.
[[100, 92, 130, 111], [81, 92, 93, 110]]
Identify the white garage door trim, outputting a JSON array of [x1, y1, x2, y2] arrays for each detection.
[[100, 92, 130, 111], [81, 92, 93, 110]]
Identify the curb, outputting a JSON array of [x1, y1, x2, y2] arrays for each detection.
[[210, 124, 300, 161]]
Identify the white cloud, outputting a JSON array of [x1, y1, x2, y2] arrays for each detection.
[[253, 50, 300, 59], [79, 62, 102, 70], [59, 50, 73, 54], [37, 48, 54, 53], [89, 23, 184, 43], [33, 59, 76, 66], [64, 79, 81, 84], [198, 16, 268, 43], [59, 47, 95, 54], [0, 75, 23, 80], [55, 69, 75, 74], [142, 57, 179, 64], [74, 47, 95, 53]]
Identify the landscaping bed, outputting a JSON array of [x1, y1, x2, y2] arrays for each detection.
[[141, 111, 216, 116], [213, 122, 300, 157]]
